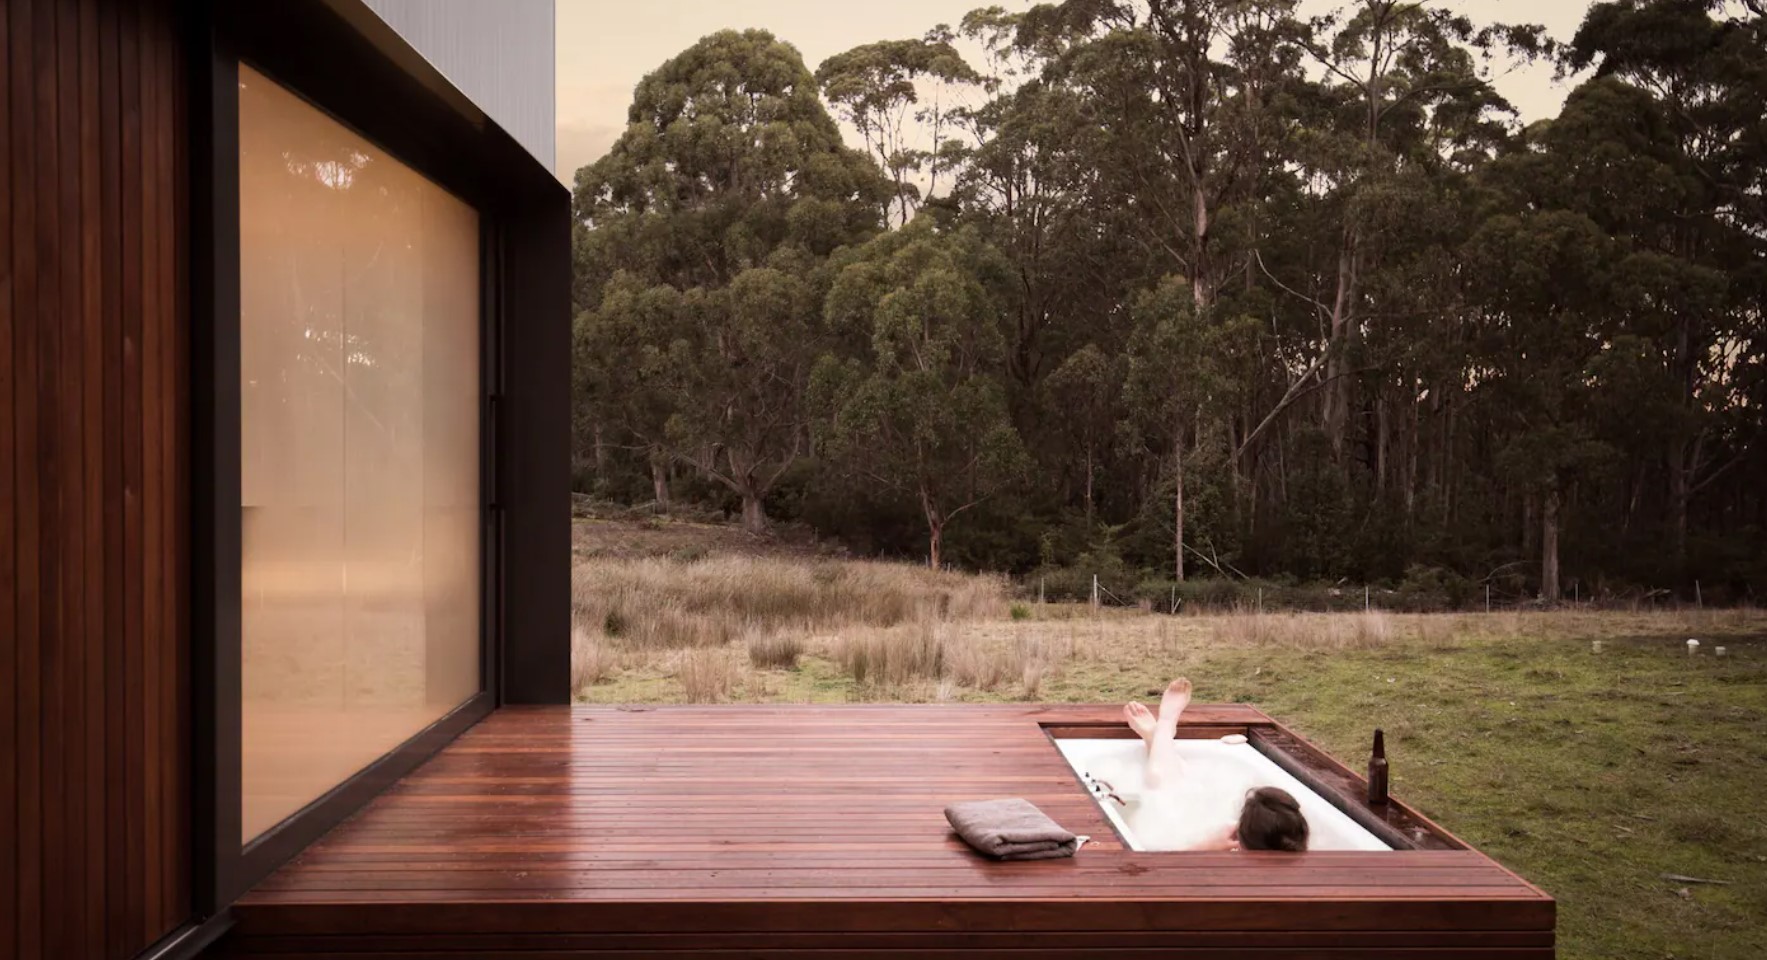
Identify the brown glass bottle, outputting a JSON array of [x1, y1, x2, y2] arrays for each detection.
[[1367, 729, 1390, 805]]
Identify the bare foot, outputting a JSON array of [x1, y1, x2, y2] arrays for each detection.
[[1123, 701, 1155, 741], [1154, 677, 1193, 743]]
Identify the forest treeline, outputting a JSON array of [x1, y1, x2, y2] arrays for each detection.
[[570, 0, 1766, 603]]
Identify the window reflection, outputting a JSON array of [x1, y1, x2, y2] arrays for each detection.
[[238, 65, 481, 842]]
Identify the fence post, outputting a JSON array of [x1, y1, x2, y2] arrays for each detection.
[[1485, 584, 1490, 613], [1364, 585, 1369, 611], [1091, 574, 1099, 613], [1695, 580, 1703, 608], [1038, 576, 1045, 605]]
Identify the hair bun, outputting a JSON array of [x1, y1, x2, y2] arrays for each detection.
[[1254, 787, 1300, 812]]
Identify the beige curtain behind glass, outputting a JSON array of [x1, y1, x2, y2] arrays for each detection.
[[238, 65, 480, 842]]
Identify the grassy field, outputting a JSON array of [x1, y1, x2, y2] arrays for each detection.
[[570, 520, 1766, 959]]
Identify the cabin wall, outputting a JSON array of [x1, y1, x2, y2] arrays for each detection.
[[359, 0, 556, 171], [2, 0, 191, 957]]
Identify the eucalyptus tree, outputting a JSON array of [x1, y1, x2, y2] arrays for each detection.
[[1562, 0, 1767, 571], [571, 30, 889, 530], [1041, 344, 1124, 529], [1122, 278, 1257, 581], [945, 10, 1144, 399], [816, 32, 982, 225], [812, 220, 1029, 568], [1012, 0, 1303, 316], [1463, 207, 1616, 602], [1284, 0, 1543, 462]]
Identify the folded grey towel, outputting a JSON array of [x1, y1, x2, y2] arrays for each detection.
[[944, 798, 1078, 860]]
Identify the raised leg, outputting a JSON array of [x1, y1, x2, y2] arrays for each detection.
[[1145, 678, 1193, 789], [1123, 701, 1155, 746], [1154, 677, 1192, 743]]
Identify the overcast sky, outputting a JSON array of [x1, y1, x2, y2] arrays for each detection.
[[554, 0, 1597, 184]]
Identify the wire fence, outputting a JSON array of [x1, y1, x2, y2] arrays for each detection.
[[1024, 572, 1733, 616]]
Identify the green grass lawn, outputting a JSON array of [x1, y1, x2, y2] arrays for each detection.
[[1192, 632, 1767, 960]]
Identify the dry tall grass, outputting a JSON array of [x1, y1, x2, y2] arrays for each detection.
[[944, 633, 1008, 690], [832, 621, 946, 687], [576, 555, 1010, 700], [1201, 606, 1766, 650], [747, 633, 804, 669], [570, 554, 1009, 699], [676, 647, 734, 703], [572, 555, 1006, 649], [1210, 609, 1397, 649], [571, 627, 616, 689], [829, 623, 1076, 695], [570, 548, 1764, 704]]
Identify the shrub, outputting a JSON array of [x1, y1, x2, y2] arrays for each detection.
[[833, 621, 945, 687], [945, 636, 1009, 690], [676, 648, 733, 703], [1010, 603, 1031, 621], [1395, 564, 1477, 611], [747, 632, 803, 669], [570, 626, 616, 695], [668, 544, 710, 564]]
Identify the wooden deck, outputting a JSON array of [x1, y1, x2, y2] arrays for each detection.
[[222, 705, 1554, 958]]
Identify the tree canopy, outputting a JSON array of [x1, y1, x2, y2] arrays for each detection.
[[569, 1, 1767, 597]]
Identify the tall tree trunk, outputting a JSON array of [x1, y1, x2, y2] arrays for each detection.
[[1191, 184, 1212, 313], [1444, 402, 1458, 526], [592, 423, 609, 473], [1623, 462, 1645, 536], [1667, 435, 1689, 574], [650, 451, 671, 513], [1173, 435, 1186, 583], [1375, 391, 1389, 499], [1084, 442, 1095, 530], [1521, 492, 1537, 557], [740, 490, 766, 534], [1540, 484, 1561, 602], [1667, 312, 1693, 575], [1405, 388, 1419, 516], [920, 485, 944, 570], [1322, 236, 1361, 461]]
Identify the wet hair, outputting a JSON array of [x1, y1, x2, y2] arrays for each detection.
[[1237, 786, 1309, 852]]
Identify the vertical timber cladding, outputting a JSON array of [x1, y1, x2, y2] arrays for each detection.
[[2, 0, 190, 958]]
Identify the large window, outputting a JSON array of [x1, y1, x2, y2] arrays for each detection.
[[237, 65, 481, 842]]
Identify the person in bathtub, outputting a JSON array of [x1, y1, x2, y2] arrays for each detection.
[[1117, 678, 1310, 852]]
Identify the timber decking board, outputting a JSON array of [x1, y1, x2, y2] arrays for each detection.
[[227, 705, 1552, 957]]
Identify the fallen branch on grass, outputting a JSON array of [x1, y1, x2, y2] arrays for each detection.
[[1660, 874, 1731, 885]]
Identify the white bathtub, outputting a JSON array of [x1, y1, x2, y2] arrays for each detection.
[[1054, 737, 1391, 852]]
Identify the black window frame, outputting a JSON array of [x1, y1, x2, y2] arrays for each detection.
[[187, 0, 569, 918]]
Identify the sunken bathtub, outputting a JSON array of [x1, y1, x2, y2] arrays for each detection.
[[1056, 734, 1395, 851], [223, 704, 1555, 959]]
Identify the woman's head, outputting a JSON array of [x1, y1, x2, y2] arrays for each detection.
[[1236, 786, 1309, 851]]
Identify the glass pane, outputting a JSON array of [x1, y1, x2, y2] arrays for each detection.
[[239, 65, 481, 843]]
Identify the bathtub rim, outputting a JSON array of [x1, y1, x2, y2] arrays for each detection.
[[1040, 719, 1461, 852]]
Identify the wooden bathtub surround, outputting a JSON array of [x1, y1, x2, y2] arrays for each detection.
[[222, 704, 1555, 958]]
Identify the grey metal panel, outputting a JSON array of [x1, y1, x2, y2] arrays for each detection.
[[362, 0, 556, 170]]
